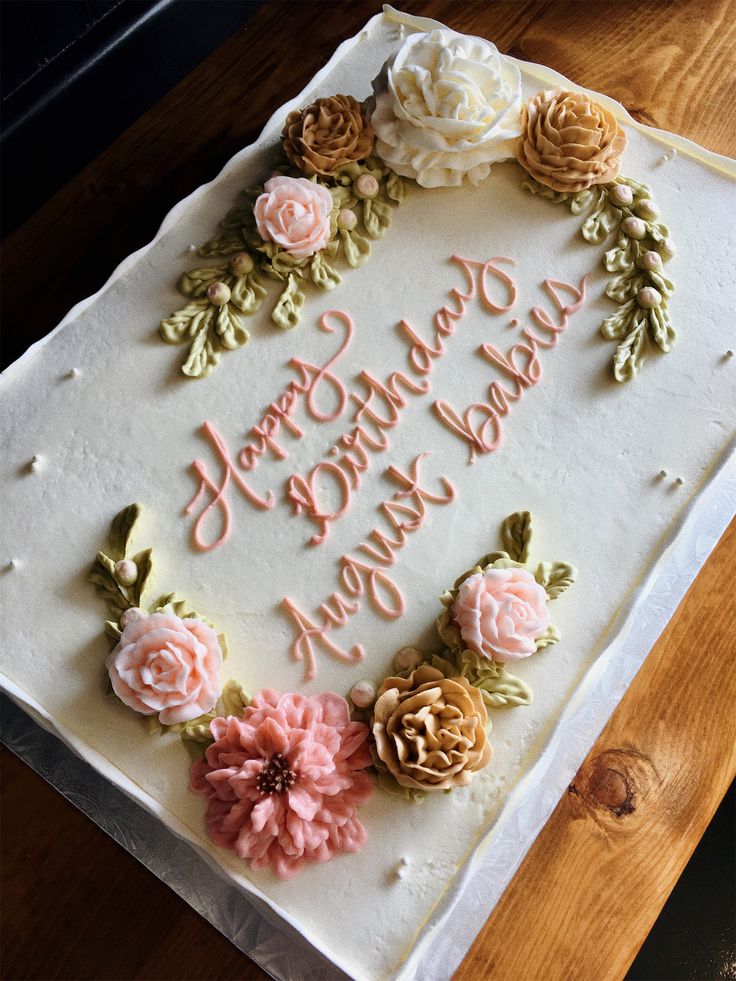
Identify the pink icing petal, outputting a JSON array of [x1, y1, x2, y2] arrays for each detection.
[[107, 613, 222, 724], [191, 690, 372, 877], [452, 567, 550, 662]]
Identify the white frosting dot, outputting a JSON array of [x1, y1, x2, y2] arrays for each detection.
[[395, 856, 411, 879], [658, 469, 667, 478], [637, 286, 662, 310], [121, 607, 146, 627], [622, 216, 647, 240], [115, 559, 138, 586], [674, 477, 684, 486], [30, 454, 42, 472], [610, 184, 634, 207], [350, 680, 376, 709]]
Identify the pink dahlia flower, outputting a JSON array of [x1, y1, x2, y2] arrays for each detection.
[[190, 690, 373, 879]]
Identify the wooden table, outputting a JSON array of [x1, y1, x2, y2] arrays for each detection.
[[2, 2, 735, 978]]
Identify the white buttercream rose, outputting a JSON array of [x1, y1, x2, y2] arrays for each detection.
[[451, 567, 550, 662], [254, 176, 333, 258], [370, 29, 522, 187], [107, 611, 222, 724]]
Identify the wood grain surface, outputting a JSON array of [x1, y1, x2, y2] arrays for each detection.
[[2, 2, 735, 980]]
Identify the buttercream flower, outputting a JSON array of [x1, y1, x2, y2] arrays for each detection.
[[254, 176, 333, 258], [190, 690, 373, 879], [107, 612, 222, 725], [283, 94, 374, 177], [369, 29, 522, 188], [517, 89, 627, 193], [452, 567, 550, 662], [372, 665, 491, 790]]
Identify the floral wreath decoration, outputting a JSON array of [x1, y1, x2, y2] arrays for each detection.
[[161, 27, 676, 383], [91, 505, 574, 876]]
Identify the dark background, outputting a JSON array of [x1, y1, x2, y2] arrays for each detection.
[[1, 2, 734, 978]]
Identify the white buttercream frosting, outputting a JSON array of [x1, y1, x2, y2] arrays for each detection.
[[370, 29, 522, 188]]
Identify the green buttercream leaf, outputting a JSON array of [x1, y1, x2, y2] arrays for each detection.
[[363, 199, 392, 239], [429, 652, 461, 678], [613, 317, 648, 382], [147, 716, 167, 736], [581, 189, 621, 244], [310, 252, 341, 291], [160, 300, 210, 344], [182, 314, 219, 378], [153, 594, 214, 627], [475, 550, 510, 569], [535, 623, 562, 650], [272, 274, 305, 330], [371, 753, 426, 802], [215, 304, 250, 351], [198, 206, 252, 257], [617, 175, 651, 198], [600, 299, 637, 341], [435, 607, 462, 650], [520, 177, 570, 204], [269, 249, 309, 277], [218, 632, 229, 661], [220, 678, 250, 717], [604, 235, 638, 273], [182, 738, 210, 763], [90, 552, 130, 616], [487, 556, 526, 570], [109, 503, 141, 560], [455, 649, 532, 709], [535, 561, 577, 600], [645, 221, 669, 245], [385, 171, 408, 204], [648, 269, 674, 299], [105, 620, 122, 642], [177, 266, 227, 298], [605, 269, 644, 304], [230, 271, 266, 314], [341, 228, 371, 267], [362, 200, 380, 239], [648, 304, 676, 353], [130, 548, 153, 606], [500, 511, 532, 564], [569, 187, 596, 215]]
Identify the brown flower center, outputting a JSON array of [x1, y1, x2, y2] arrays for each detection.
[[256, 753, 296, 796]]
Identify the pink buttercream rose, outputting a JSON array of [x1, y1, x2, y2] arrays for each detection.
[[190, 690, 373, 879], [452, 567, 550, 662], [254, 176, 333, 258], [107, 612, 222, 725]]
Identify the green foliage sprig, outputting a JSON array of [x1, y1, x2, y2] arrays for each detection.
[[522, 175, 676, 381], [161, 143, 408, 378], [90, 505, 248, 753]]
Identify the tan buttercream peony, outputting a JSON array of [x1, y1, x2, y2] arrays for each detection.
[[517, 89, 627, 193], [282, 94, 374, 177], [372, 665, 491, 791]]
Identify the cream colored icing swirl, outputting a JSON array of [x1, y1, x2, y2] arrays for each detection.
[[370, 29, 522, 187]]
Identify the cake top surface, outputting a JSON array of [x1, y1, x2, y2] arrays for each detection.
[[1, 7, 735, 980]]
